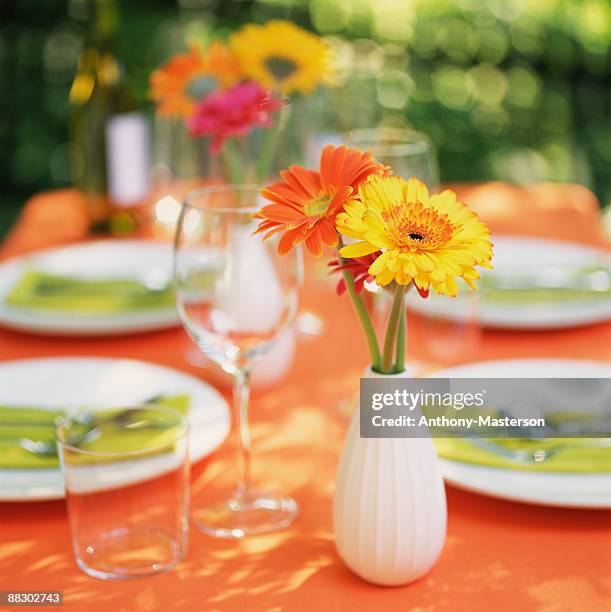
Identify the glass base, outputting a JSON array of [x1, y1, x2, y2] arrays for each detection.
[[75, 526, 185, 580], [193, 490, 298, 538]]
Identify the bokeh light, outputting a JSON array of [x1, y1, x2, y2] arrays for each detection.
[[1, 0, 610, 237]]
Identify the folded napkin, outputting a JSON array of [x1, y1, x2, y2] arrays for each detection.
[[0, 395, 190, 469], [481, 265, 611, 304], [4, 270, 174, 314], [482, 286, 611, 304], [434, 438, 611, 473]]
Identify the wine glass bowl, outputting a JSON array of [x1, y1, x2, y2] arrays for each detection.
[[174, 185, 299, 537], [345, 126, 440, 188]]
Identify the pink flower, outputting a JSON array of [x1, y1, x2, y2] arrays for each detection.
[[187, 82, 283, 153]]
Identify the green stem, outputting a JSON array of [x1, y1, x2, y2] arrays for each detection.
[[382, 284, 406, 373], [340, 267, 381, 371], [221, 139, 245, 184], [255, 104, 288, 182], [394, 283, 413, 373], [255, 124, 280, 182], [394, 303, 406, 373]]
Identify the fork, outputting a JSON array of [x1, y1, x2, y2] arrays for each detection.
[[467, 438, 611, 464]]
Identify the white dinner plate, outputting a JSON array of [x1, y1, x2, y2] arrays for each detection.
[[0, 357, 230, 501], [430, 359, 611, 508], [0, 240, 179, 335], [407, 236, 611, 329]]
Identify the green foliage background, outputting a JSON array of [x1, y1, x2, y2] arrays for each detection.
[[1, 0, 610, 237]]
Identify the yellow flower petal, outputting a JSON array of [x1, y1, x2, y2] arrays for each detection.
[[340, 175, 492, 297], [368, 251, 391, 275], [445, 276, 458, 297], [231, 21, 330, 94], [339, 241, 379, 258], [375, 268, 395, 286], [396, 272, 412, 285], [362, 230, 394, 249], [401, 256, 418, 277]]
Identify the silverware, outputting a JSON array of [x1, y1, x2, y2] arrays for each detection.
[[1, 395, 169, 457], [481, 264, 611, 302], [16, 438, 57, 457], [467, 438, 611, 464]]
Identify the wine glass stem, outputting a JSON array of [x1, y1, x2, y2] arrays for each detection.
[[233, 367, 252, 499]]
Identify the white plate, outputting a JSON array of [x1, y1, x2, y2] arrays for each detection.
[[0, 357, 230, 501], [0, 241, 179, 335], [407, 236, 611, 329], [430, 359, 611, 508]]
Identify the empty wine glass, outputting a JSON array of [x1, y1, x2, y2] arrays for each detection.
[[345, 126, 440, 188], [174, 185, 299, 538]]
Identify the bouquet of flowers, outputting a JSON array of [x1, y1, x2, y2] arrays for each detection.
[[254, 145, 494, 374], [150, 21, 331, 182]]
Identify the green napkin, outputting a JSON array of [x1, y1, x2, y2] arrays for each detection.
[[434, 438, 611, 473], [4, 270, 174, 314], [0, 395, 190, 469], [481, 265, 611, 304], [483, 286, 611, 304]]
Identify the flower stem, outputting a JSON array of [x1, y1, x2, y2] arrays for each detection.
[[340, 267, 381, 371], [382, 284, 406, 373], [255, 112, 283, 182], [221, 139, 245, 184]]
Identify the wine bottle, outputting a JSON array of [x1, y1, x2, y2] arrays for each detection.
[[69, 0, 149, 233]]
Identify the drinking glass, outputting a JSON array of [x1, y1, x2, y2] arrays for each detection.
[[406, 291, 482, 372], [345, 126, 440, 187], [56, 405, 189, 580], [151, 103, 293, 213], [174, 185, 299, 538]]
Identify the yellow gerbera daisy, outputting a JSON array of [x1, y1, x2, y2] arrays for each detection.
[[230, 20, 330, 94], [336, 176, 493, 297]]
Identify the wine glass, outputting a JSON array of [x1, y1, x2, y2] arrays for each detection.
[[345, 126, 440, 187], [174, 185, 299, 538]]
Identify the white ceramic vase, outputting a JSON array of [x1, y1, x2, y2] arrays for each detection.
[[333, 367, 447, 586]]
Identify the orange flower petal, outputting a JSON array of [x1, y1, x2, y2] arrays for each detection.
[[320, 145, 344, 192], [305, 228, 324, 258], [259, 204, 304, 224], [262, 225, 286, 240], [277, 225, 305, 255], [252, 219, 277, 234], [327, 185, 354, 216], [283, 166, 321, 199], [257, 145, 385, 258], [260, 188, 304, 211], [318, 218, 339, 246]]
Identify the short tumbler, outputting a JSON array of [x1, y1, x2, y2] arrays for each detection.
[[56, 405, 189, 580]]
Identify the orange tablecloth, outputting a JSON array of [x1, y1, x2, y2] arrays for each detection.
[[1, 187, 610, 612]]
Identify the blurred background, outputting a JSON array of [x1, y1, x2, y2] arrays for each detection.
[[1, 0, 610, 237]]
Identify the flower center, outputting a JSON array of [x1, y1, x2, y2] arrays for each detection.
[[382, 201, 454, 252], [304, 193, 332, 218], [265, 56, 298, 82]]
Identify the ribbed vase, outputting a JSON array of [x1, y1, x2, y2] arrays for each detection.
[[333, 369, 447, 586]]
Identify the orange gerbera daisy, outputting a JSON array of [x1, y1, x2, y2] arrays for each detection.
[[254, 145, 387, 257], [150, 41, 242, 119]]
